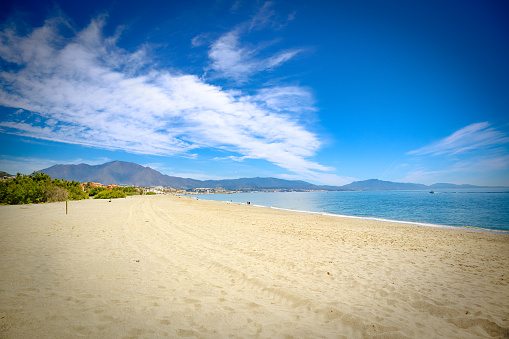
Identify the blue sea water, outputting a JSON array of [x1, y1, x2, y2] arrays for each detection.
[[190, 189, 509, 232]]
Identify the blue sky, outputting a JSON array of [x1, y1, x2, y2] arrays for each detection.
[[1, 0, 508, 186]]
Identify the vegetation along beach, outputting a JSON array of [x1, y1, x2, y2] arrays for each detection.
[[1, 195, 508, 338]]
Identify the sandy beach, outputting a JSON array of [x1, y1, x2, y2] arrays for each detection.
[[0, 195, 508, 338]]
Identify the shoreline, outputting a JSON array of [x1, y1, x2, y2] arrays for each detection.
[[1, 195, 508, 338], [191, 196, 509, 235]]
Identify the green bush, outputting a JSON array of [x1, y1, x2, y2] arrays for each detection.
[[116, 186, 141, 195], [94, 190, 126, 199], [87, 186, 107, 196], [52, 178, 88, 200], [146, 191, 156, 195], [0, 172, 87, 205]]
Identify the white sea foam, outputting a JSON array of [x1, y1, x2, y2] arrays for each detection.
[[191, 191, 509, 234], [223, 200, 509, 235]]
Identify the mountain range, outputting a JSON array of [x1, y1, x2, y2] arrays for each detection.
[[31, 161, 505, 191], [340, 179, 489, 191], [37, 161, 335, 190]]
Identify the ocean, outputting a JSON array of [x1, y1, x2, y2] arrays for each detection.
[[190, 189, 509, 233]]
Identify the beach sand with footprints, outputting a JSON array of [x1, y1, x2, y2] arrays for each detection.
[[1, 195, 508, 338]]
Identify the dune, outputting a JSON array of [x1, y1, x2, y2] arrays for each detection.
[[0, 195, 508, 338]]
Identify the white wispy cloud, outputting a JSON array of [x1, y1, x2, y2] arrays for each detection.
[[212, 155, 248, 162], [399, 169, 455, 185], [248, 1, 295, 31], [0, 155, 111, 175], [191, 33, 209, 48], [403, 123, 509, 185], [253, 86, 316, 113], [208, 29, 302, 82], [400, 152, 509, 185], [0, 15, 340, 183], [206, 2, 302, 82], [407, 122, 509, 156], [451, 152, 509, 172]]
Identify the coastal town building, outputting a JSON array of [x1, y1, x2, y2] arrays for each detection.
[[146, 186, 165, 194]]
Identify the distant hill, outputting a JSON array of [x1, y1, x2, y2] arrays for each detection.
[[37, 161, 505, 191], [0, 171, 13, 177], [199, 177, 338, 191], [342, 179, 428, 190], [428, 183, 482, 189], [38, 161, 334, 190], [39, 161, 200, 188], [341, 179, 503, 190]]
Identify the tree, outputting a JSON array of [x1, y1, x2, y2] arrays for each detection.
[[0, 172, 88, 205]]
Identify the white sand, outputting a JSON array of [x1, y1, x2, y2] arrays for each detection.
[[1, 195, 508, 338]]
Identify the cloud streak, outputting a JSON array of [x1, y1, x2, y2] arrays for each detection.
[[401, 152, 509, 185], [0, 15, 336, 182], [207, 28, 302, 82], [0, 154, 111, 175], [407, 122, 509, 156], [403, 122, 509, 185], [206, 2, 302, 83]]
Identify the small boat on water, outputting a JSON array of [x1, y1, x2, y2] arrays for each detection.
[[429, 191, 435, 194]]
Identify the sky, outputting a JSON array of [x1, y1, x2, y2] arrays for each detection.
[[0, 0, 508, 186]]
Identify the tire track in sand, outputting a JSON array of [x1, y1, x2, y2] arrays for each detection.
[[123, 197, 404, 338]]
